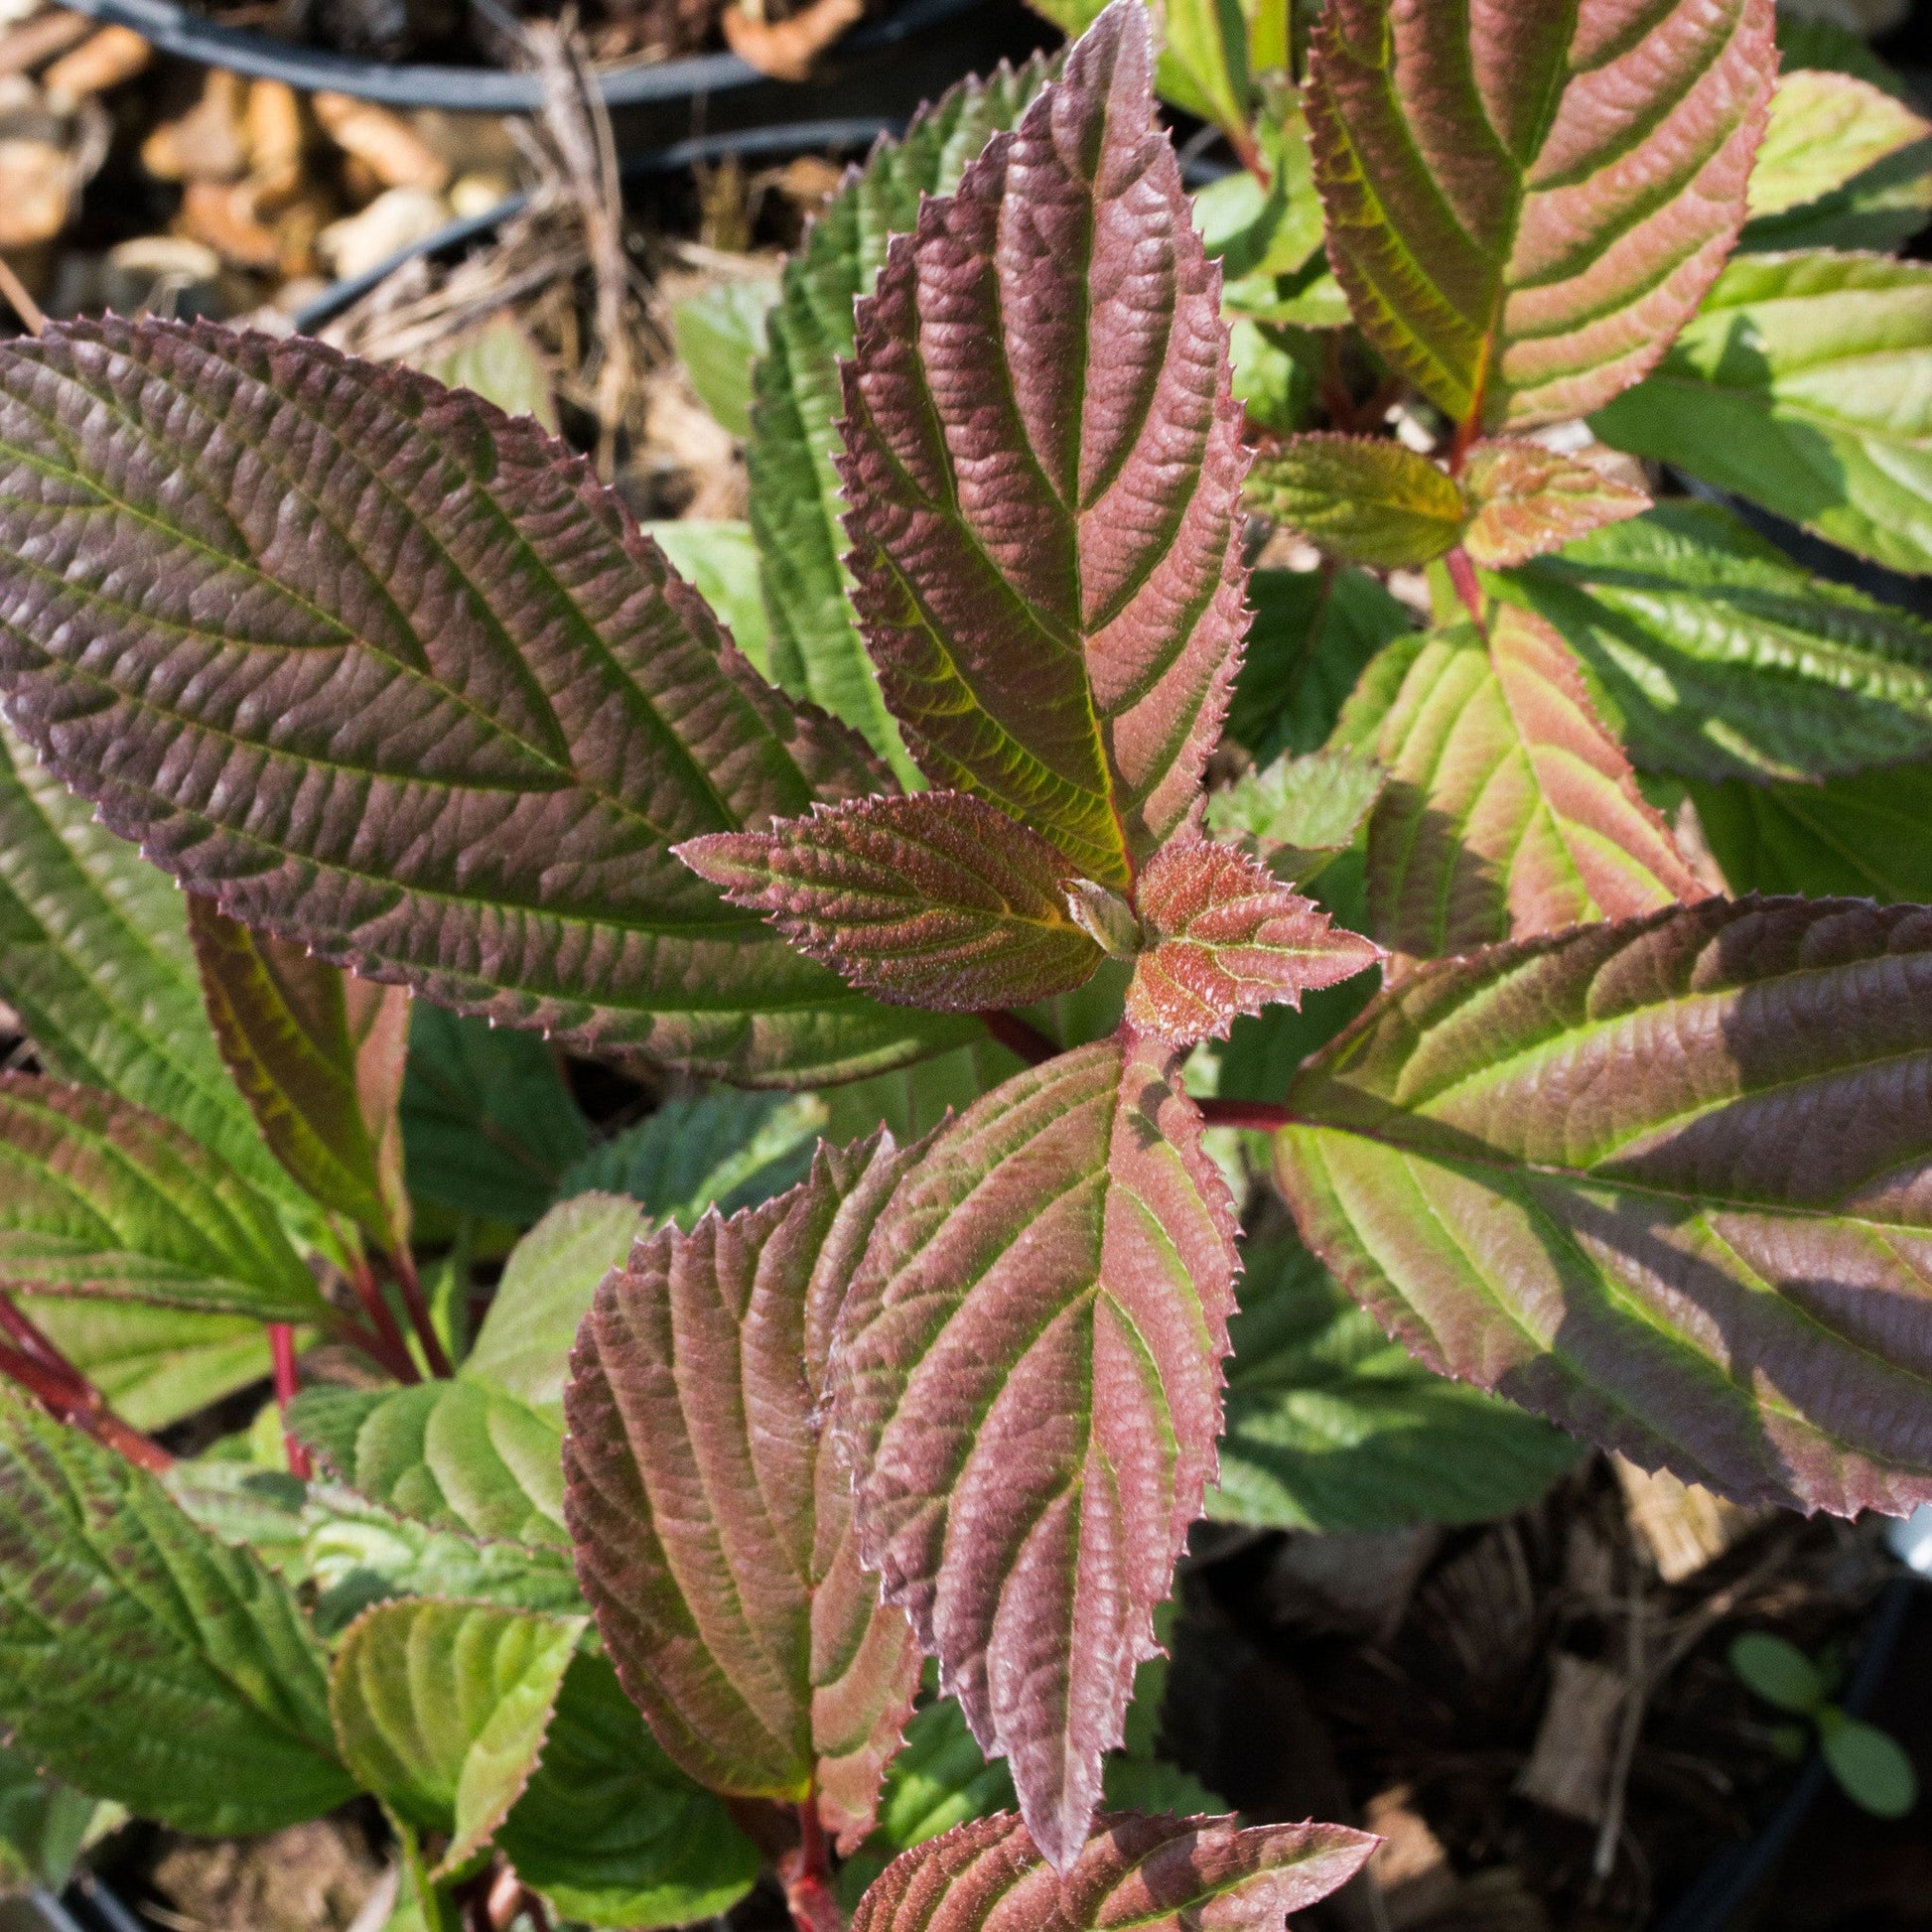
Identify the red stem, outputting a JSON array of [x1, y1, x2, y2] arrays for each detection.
[[1227, 122, 1270, 188], [386, 1245, 453, 1379], [1195, 1098, 1293, 1131], [269, 1323, 313, 1479], [0, 1306, 172, 1473], [349, 1254, 421, 1385], [1444, 546, 1487, 633], [979, 1010, 1059, 1066], [782, 1799, 844, 1932]]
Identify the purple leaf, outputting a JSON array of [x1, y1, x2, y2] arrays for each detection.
[[563, 1132, 924, 1849], [829, 1035, 1240, 1870], [838, 0, 1249, 891], [675, 792, 1104, 1013]]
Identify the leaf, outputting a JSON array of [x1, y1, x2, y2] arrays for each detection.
[[1590, 252, 1932, 579], [0, 1074, 329, 1319], [0, 1741, 103, 1895], [401, 1005, 590, 1227], [1307, 0, 1776, 430], [1126, 839, 1381, 1045], [1245, 435, 1466, 569], [189, 897, 411, 1253], [1728, 1631, 1823, 1713], [1492, 501, 1932, 784], [1819, 1710, 1919, 1819], [1274, 895, 1932, 1517], [1205, 749, 1385, 886], [849, 1811, 1376, 1932], [1209, 1236, 1580, 1532], [838, 0, 1249, 892], [0, 317, 969, 1087], [563, 1133, 924, 1847], [1776, 15, 1912, 99], [24, 1297, 273, 1431], [673, 279, 777, 440], [1364, 609, 1708, 961], [646, 521, 772, 684], [496, 1654, 759, 1928], [829, 1034, 1239, 1868], [0, 1388, 353, 1832], [1748, 67, 1931, 212], [1163, 0, 1248, 141], [1689, 763, 1932, 901], [680, 794, 1106, 1013], [1457, 442, 1649, 571], [817, 1038, 1030, 1147], [748, 58, 1053, 785], [290, 1380, 570, 1550], [330, 1598, 584, 1874], [415, 319, 557, 432]]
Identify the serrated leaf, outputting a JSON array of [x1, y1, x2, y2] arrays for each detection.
[[290, 1379, 569, 1550], [1747, 67, 1931, 217], [646, 522, 772, 684], [189, 897, 411, 1253], [673, 279, 777, 440], [1308, 0, 1775, 429], [1205, 749, 1385, 885], [850, 1811, 1376, 1932], [330, 1598, 584, 1875], [838, 0, 1248, 892], [1364, 609, 1708, 961], [680, 794, 1106, 1013], [1689, 762, 1932, 901], [830, 1035, 1239, 1869], [1245, 435, 1466, 569], [0, 1388, 353, 1832], [24, 1297, 272, 1431], [1492, 501, 1932, 784], [1591, 252, 1932, 578], [0, 1074, 328, 1319], [496, 1653, 759, 1929], [1126, 839, 1380, 1045], [748, 58, 1054, 784], [1457, 442, 1649, 571], [563, 1134, 924, 1847], [1209, 1236, 1580, 1532], [1276, 895, 1932, 1517], [0, 317, 969, 1086]]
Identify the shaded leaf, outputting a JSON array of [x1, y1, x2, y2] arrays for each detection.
[[0, 1388, 353, 1832], [189, 897, 411, 1253], [673, 279, 777, 440], [1193, 87, 1325, 288], [838, 0, 1248, 891], [681, 794, 1105, 1013], [816, 1038, 1030, 1148], [1776, 15, 1912, 99], [1457, 441, 1649, 571], [1276, 895, 1932, 1516], [1744, 67, 1931, 217], [830, 1035, 1239, 1868], [1492, 501, 1932, 784], [646, 521, 772, 684], [1591, 252, 1932, 578], [1245, 435, 1466, 569], [1210, 1236, 1580, 1532], [1364, 609, 1708, 961], [330, 1598, 584, 1874], [1820, 1710, 1918, 1819], [564, 1134, 924, 1847], [0, 317, 967, 1085], [1307, 0, 1775, 429], [24, 1297, 272, 1431], [416, 320, 556, 432], [1689, 762, 1932, 901], [1205, 749, 1385, 885], [0, 1742, 103, 1895], [850, 1811, 1376, 1932], [748, 57, 1054, 784], [1126, 839, 1380, 1045], [1728, 1631, 1823, 1713]]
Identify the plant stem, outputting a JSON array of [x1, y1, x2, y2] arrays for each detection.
[[0, 1295, 170, 1471], [386, 1244, 453, 1379], [269, 1322, 313, 1478], [1195, 1098, 1294, 1130], [1444, 546, 1486, 632], [782, 1799, 844, 1932], [348, 1253, 421, 1384], [979, 1010, 1060, 1066]]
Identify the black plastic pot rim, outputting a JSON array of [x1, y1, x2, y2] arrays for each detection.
[[57, 0, 978, 109]]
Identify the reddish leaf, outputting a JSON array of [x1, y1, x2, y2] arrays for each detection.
[[838, 0, 1249, 892], [188, 897, 410, 1253], [563, 1132, 923, 1848], [829, 1035, 1240, 1870], [675, 793, 1104, 1013], [851, 1811, 1378, 1932], [1458, 442, 1650, 571], [1308, 0, 1776, 429], [1125, 840, 1381, 1045]]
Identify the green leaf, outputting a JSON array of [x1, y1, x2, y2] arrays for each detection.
[[1192, 86, 1323, 286], [1492, 501, 1932, 784], [1307, 0, 1775, 429], [1228, 320, 1313, 437], [1728, 1631, 1825, 1714], [1206, 749, 1385, 886], [0, 1074, 329, 1318], [0, 318, 966, 1086], [23, 1297, 273, 1431], [1819, 1710, 1919, 1819], [1776, 15, 1913, 98], [747, 57, 1053, 784], [1211, 1237, 1581, 1531], [1163, 0, 1250, 139], [414, 318, 556, 431], [645, 521, 771, 683], [672, 279, 777, 440], [1456, 440, 1649, 572], [401, 1005, 590, 1227], [1690, 763, 1932, 901], [1591, 252, 1932, 578], [1275, 896, 1932, 1516], [0, 1741, 110, 1894], [815, 1038, 1028, 1147], [1247, 435, 1467, 569], [0, 1389, 353, 1832], [497, 1654, 759, 1929], [189, 897, 411, 1253], [330, 1598, 584, 1874], [1745, 68, 1932, 219]]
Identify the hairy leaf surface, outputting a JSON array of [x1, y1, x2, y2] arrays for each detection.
[[1365, 610, 1707, 960], [1457, 442, 1649, 570], [1245, 435, 1465, 569], [0, 1390, 353, 1832], [1307, 0, 1775, 428], [564, 1134, 923, 1846], [1205, 750, 1385, 886], [1277, 896, 1932, 1516], [830, 1035, 1239, 1868], [0, 317, 968, 1085], [839, 0, 1248, 891], [680, 794, 1105, 1013]]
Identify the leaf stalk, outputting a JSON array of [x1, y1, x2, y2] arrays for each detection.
[[781, 1799, 845, 1932]]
